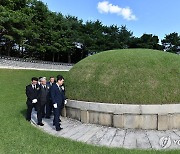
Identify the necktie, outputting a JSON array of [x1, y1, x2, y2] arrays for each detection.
[[59, 86, 61, 91]]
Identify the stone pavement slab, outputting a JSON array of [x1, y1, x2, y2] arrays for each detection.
[[31, 110, 180, 150]]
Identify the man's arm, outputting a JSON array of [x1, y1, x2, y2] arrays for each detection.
[[51, 86, 58, 108], [26, 86, 34, 101], [50, 86, 56, 104]]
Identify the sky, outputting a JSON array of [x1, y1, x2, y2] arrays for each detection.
[[40, 0, 180, 41]]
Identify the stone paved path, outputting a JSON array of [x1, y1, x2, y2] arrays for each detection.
[[0, 58, 72, 71], [31, 110, 180, 150], [0, 65, 71, 71]]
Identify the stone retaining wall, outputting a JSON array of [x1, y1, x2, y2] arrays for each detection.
[[63, 100, 180, 130]]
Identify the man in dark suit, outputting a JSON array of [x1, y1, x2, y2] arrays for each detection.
[[59, 83, 67, 113], [26, 77, 40, 122], [51, 75, 65, 131], [37, 77, 50, 126], [46, 76, 56, 118], [47, 76, 56, 87]]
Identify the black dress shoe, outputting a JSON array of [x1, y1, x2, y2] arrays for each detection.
[[56, 127, 63, 131], [37, 123, 44, 126]]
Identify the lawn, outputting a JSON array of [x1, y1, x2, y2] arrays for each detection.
[[0, 68, 179, 153], [66, 49, 180, 104]]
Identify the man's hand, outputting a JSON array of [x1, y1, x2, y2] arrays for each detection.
[[53, 103, 57, 108], [32, 99, 37, 103]]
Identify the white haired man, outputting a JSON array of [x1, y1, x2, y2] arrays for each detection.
[[37, 77, 50, 126]]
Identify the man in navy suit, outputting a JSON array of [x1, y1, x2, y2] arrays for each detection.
[[46, 76, 56, 118], [50, 75, 65, 131], [26, 77, 40, 122]]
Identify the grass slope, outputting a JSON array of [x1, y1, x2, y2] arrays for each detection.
[[0, 68, 179, 153], [66, 49, 180, 104]]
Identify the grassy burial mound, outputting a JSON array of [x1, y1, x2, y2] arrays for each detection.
[[66, 49, 180, 104]]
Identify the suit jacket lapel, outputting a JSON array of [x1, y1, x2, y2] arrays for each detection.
[[30, 85, 35, 93], [56, 84, 62, 93]]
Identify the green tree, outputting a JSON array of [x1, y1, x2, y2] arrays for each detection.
[[129, 34, 162, 50], [62, 15, 84, 63], [161, 32, 180, 54], [0, 5, 30, 56]]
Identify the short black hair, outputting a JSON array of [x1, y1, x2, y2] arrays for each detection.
[[31, 77, 38, 81], [57, 75, 64, 81], [49, 76, 54, 79]]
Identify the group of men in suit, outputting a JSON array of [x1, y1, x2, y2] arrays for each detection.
[[25, 75, 66, 131]]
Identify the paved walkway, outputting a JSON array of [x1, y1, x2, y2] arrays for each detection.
[[0, 58, 72, 71], [0, 65, 70, 71], [31, 110, 180, 150]]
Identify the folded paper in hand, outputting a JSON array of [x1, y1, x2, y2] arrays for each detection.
[[32, 99, 37, 103], [53, 103, 57, 108], [64, 100, 67, 105]]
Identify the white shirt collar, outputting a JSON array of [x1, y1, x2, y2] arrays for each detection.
[[42, 85, 46, 88]]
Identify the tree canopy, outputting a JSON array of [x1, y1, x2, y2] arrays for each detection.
[[0, 0, 179, 63]]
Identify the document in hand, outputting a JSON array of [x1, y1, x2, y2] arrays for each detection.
[[32, 99, 37, 103], [53, 103, 57, 108]]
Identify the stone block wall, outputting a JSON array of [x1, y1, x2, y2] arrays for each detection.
[[63, 100, 180, 130]]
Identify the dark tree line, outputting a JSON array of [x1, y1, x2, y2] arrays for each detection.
[[0, 0, 179, 63]]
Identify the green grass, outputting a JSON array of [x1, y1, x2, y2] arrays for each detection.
[[66, 49, 180, 104], [0, 68, 179, 153]]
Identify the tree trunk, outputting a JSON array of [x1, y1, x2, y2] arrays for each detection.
[[52, 52, 55, 62], [68, 52, 71, 63], [57, 53, 60, 62], [81, 49, 84, 59], [21, 45, 24, 57], [7, 43, 11, 56], [42, 53, 45, 61], [18, 44, 21, 51]]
